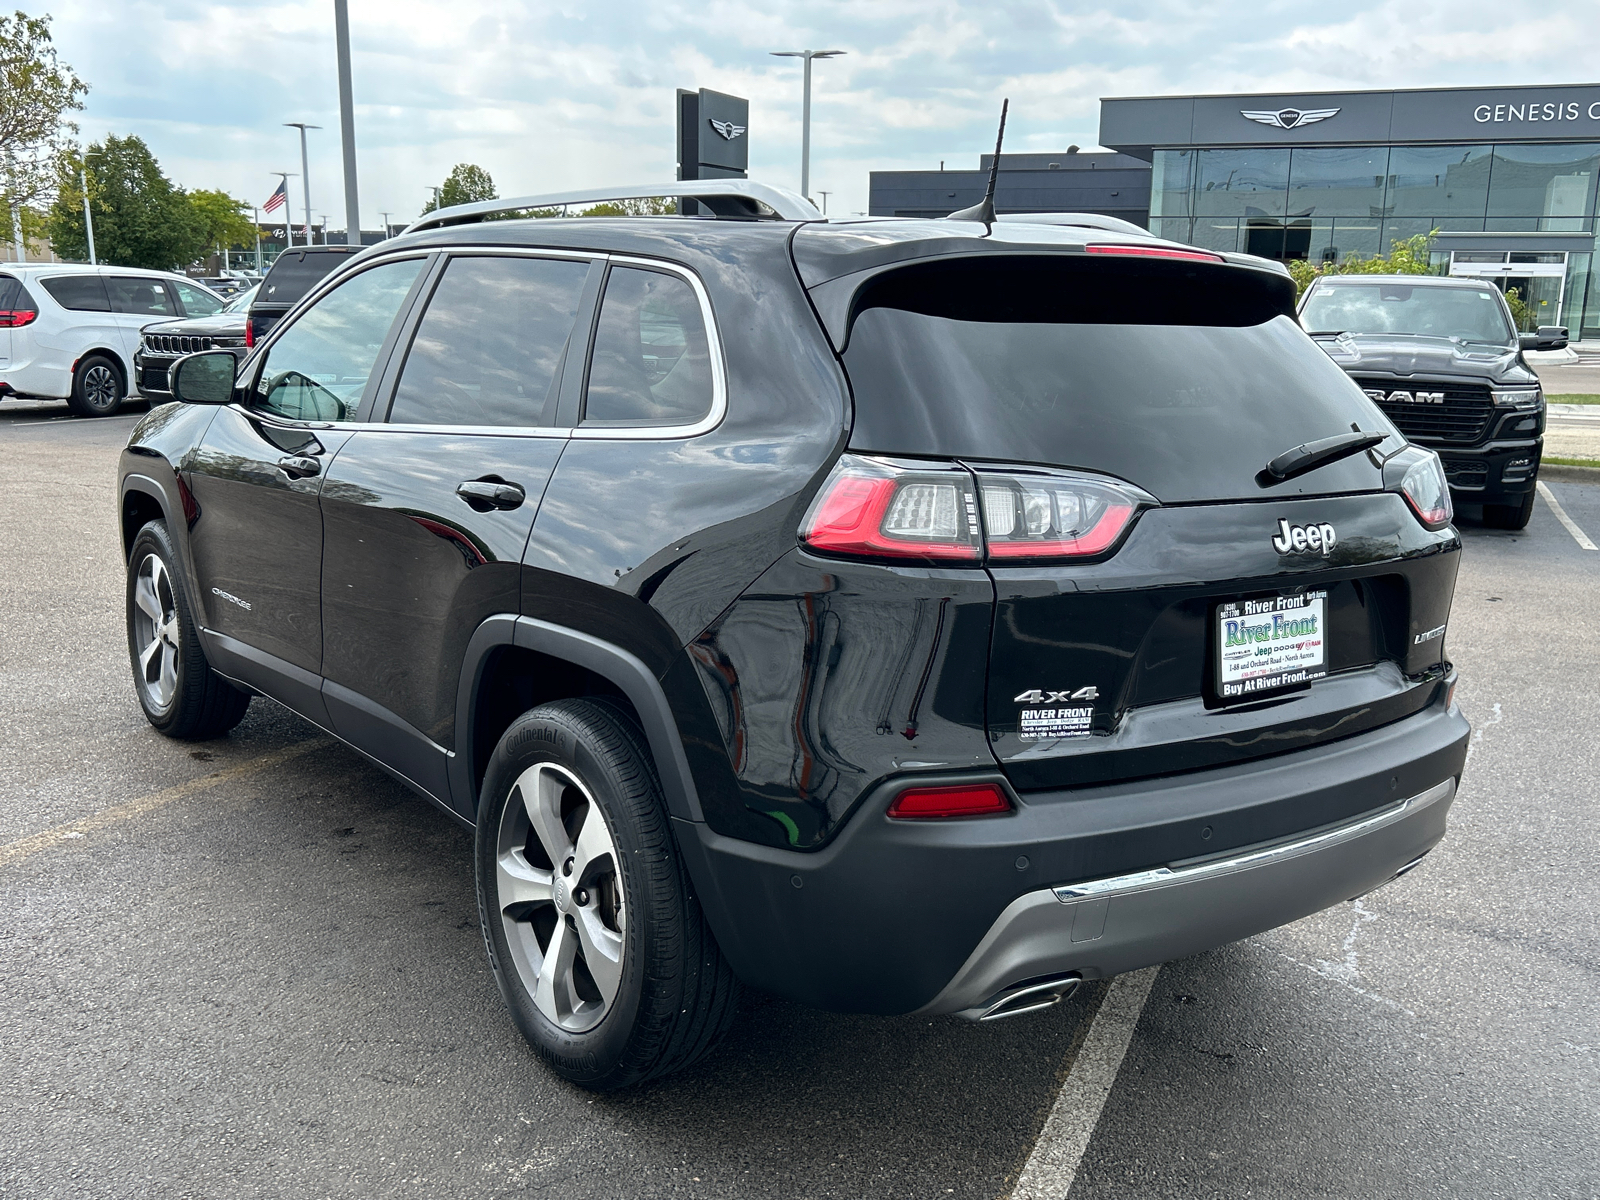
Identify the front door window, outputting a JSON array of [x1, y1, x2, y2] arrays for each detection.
[[255, 258, 423, 422]]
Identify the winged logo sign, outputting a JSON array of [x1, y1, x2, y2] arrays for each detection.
[[709, 118, 746, 141], [1240, 107, 1340, 130]]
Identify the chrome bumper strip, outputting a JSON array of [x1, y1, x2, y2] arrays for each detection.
[[1053, 778, 1455, 905]]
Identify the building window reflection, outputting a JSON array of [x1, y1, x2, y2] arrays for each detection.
[[1386, 146, 1493, 222], [1485, 143, 1600, 232], [1193, 149, 1289, 217]]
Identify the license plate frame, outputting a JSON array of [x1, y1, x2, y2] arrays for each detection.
[[1208, 589, 1328, 708]]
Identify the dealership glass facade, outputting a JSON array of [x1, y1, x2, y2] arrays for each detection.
[[1149, 142, 1600, 337]]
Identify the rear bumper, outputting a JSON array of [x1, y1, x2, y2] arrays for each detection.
[[673, 680, 1469, 1016], [1440, 436, 1541, 503], [920, 777, 1452, 1018]]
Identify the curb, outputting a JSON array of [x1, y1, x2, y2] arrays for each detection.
[[1540, 464, 1600, 484]]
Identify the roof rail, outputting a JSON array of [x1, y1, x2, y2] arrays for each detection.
[[995, 212, 1152, 237], [404, 181, 822, 233]]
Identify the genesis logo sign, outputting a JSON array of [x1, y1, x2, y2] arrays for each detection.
[[1241, 107, 1340, 130], [708, 119, 746, 141]]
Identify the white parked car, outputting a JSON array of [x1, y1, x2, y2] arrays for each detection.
[[0, 264, 226, 416]]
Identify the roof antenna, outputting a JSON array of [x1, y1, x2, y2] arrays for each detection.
[[947, 98, 1008, 232]]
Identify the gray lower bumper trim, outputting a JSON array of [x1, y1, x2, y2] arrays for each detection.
[[919, 777, 1456, 1019]]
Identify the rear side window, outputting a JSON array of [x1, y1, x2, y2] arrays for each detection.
[[841, 256, 1396, 504], [389, 255, 590, 427], [172, 279, 224, 317], [0, 276, 22, 310], [583, 266, 713, 426], [40, 274, 111, 312], [107, 276, 176, 317], [259, 249, 359, 308]]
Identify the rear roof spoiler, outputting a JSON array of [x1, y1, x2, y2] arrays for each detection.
[[404, 181, 822, 233], [994, 212, 1151, 237]]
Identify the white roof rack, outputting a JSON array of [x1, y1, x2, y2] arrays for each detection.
[[995, 212, 1152, 237], [404, 180, 822, 233]]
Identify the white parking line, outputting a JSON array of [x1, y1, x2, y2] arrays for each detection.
[[1011, 967, 1159, 1199], [1537, 481, 1598, 551]]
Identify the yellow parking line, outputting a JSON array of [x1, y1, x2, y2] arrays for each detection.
[[0, 739, 329, 869]]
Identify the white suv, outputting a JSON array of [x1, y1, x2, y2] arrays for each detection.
[[0, 264, 225, 416]]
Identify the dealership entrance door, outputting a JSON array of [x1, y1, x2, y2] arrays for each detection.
[[1448, 250, 1567, 330]]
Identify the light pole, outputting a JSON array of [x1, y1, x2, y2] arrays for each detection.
[[284, 122, 320, 245], [253, 206, 263, 272], [271, 172, 297, 247], [428, 186, 441, 212], [379, 211, 392, 239], [817, 190, 831, 215], [80, 149, 102, 265], [769, 49, 844, 200], [333, 0, 361, 246]]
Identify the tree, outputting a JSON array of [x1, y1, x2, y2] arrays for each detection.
[[1286, 230, 1438, 298], [187, 188, 258, 254], [46, 135, 202, 269], [0, 11, 86, 208], [421, 163, 496, 214]]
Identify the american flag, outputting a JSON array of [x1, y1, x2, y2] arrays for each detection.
[[263, 179, 288, 214]]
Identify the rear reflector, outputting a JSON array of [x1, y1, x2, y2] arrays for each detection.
[[887, 783, 1011, 819], [1085, 244, 1225, 264]]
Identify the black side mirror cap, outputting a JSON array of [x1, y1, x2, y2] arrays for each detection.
[[170, 349, 238, 405], [1520, 325, 1569, 352]]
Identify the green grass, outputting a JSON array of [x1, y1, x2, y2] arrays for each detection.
[[1548, 394, 1600, 404], [1542, 456, 1600, 469]]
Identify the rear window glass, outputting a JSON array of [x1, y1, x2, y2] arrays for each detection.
[[107, 276, 175, 317], [259, 250, 359, 308], [40, 274, 111, 312], [389, 255, 590, 427], [1300, 281, 1514, 346], [583, 267, 713, 426], [841, 257, 1397, 503]]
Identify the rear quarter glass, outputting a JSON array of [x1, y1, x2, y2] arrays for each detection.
[[841, 255, 1400, 504]]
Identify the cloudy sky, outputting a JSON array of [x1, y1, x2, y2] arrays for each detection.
[[44, 0, 1600, 228]]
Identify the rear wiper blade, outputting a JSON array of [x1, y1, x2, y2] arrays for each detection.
[[1258, 431, 1387, 487]]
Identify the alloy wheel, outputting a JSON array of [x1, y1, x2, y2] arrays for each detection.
[[83, 364, 120, 412], [495, 762, 626, 1033], [132, 554, 181, 710]]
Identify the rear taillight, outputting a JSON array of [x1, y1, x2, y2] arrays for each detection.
[[800, 456, 982, 563], [800, 455, 1152, 565], [244, 318, 255, 348], [1394, 448, 1453, 530], [976, 468, 1147, 560], [1085, 244, 1225, 264], [887, 783, 1011, 819], [0, 309, 36, 327]]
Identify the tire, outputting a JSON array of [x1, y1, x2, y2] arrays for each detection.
[[1483, 488, 1536, 531], [67, 354, 126, 417], [126, 520, 251, 739], [475, 698, 740, 1090]]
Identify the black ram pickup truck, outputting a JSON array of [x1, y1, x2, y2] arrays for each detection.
[[1300, 273, 1568, 530]]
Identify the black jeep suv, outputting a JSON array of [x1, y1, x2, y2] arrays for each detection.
[[118, 184, 1469, 1090], [1300, 273, 1567, 530]]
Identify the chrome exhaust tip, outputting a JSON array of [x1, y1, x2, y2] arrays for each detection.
[[978, 974, 1082, 1021]]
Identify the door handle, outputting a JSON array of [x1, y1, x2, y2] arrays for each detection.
[[456, 479, 526, 512], [277, 455, 321, 479]]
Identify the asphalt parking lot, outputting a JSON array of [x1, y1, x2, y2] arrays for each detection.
[[3, 399, 1598, 1200]]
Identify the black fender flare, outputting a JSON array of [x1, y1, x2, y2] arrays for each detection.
[[451, 614, 706, 826]]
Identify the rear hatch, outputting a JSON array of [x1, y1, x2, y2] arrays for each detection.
[[249, 247, 362, 342], [812, 243, 1459, 793]]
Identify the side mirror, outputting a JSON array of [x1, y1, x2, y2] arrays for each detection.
[[170, 350, 237, 405], [1519, 325, 1569, 352]]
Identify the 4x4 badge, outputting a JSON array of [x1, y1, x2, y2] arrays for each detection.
[[1013, 687, 1099, 703]]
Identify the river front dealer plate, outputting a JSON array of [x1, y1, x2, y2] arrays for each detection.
[[1214, 590, 1327, 703]]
